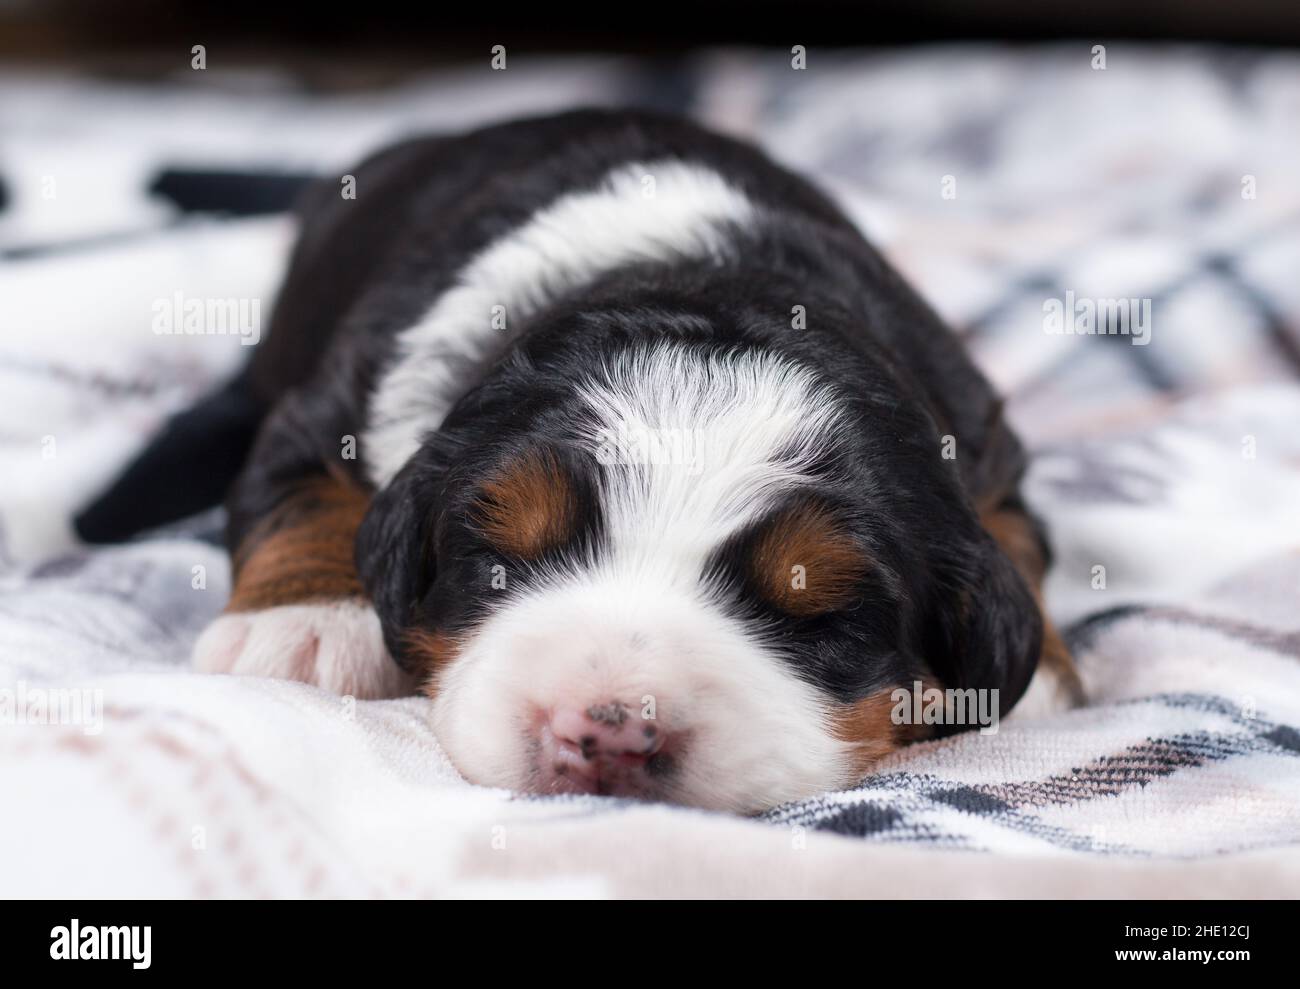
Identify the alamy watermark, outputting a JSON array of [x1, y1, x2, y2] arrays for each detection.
[[152, 291, 261, 346], [1043, 291, 1151, 346], [0, 681, 103, 735], [50, 920, 150, 969], [891, 680, 1000, 735], [594, 425, 706, 475]]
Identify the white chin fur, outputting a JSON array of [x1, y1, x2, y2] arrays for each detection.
[[429, 580, 854, 814], [193, 601, 413, 699]]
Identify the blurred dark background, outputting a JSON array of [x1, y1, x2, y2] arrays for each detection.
[[2, 0, 1299, 79]]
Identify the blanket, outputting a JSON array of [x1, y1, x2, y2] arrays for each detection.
[[2, 45, 1299, 897]]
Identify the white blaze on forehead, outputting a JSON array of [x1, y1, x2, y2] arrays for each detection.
[[364, 160, 757, 488], [577, 344, 848, 587]]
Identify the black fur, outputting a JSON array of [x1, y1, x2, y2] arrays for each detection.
[[73, 374, 265, 543]]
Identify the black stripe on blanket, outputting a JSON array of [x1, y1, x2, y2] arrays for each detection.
[[766, 693, 1300, 853], [1069, 604, 1300, 658], [148, 168, 317, 216]]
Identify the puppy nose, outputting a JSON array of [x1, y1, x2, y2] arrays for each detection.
[[543, 701, 666, 795], [550, 702, 662, 762]]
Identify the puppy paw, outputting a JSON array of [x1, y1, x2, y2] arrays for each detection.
[[192, 600, 413, 699]]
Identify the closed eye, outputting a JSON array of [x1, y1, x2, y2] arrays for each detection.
[[748, 502, 870, 617]]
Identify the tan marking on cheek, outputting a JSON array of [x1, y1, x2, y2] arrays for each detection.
[[979, 505, 1084, 703], [831, 685, 934, 777], [473, 452, 576, 559], [980, 506, 1047, 586], [403, 628, 463, 697], [227, 475, 369, 612], [752, 506, 868, 617]]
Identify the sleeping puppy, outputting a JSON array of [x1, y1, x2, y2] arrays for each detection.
[[78, 109, 1080, 813]]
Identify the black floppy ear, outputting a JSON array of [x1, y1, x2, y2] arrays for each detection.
[[924, 534, 1041, 733], [355, 458, 439, 670]]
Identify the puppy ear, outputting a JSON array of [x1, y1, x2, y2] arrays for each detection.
[[924, 533, 1041, 733], [355, 458, 437, 670]]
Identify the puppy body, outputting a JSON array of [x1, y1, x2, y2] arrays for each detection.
[[112, 110, 1078, 811]]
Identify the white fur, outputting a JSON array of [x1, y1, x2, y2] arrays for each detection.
[[431, 344, 861, 812], [193, 602, 413, 700], [364, 160, 756, 487], [431, 581, 855, 814], [577, 345, 850, 582]]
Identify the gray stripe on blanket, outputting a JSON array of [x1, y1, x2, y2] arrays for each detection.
[[1070, 605, 1300, 658], [766, 693, 1300, 853]]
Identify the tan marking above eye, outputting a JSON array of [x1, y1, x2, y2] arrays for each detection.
[[750, 504, 869, 617], [472, 451, 577, 558]]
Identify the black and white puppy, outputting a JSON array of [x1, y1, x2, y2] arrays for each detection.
[[80, 109, 1080, 813]]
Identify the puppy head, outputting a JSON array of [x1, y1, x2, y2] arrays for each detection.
[[358, 342, 1040, 813]]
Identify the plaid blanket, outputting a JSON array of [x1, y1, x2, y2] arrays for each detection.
[[2, 46, 1299, 897]]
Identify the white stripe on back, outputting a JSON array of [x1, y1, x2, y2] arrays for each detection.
[[364, 159, 757, 487]]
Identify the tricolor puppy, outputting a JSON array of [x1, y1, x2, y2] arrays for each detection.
[[80, 110, 1080, 813]]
